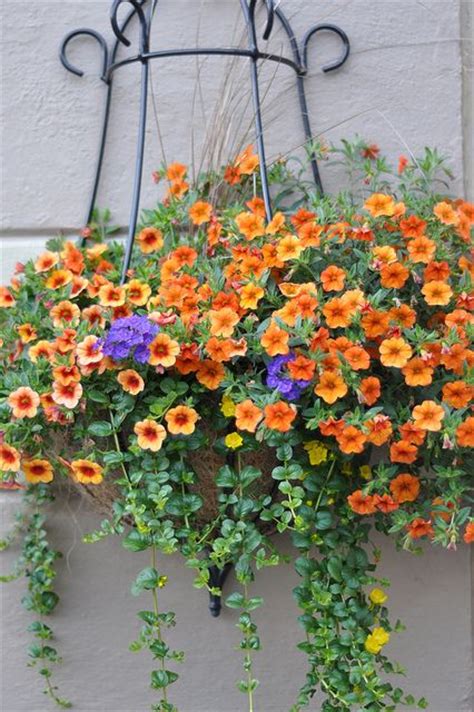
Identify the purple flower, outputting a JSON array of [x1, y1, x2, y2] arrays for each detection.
[[266, 353, 311, 401], [102, 315, 159, 364]]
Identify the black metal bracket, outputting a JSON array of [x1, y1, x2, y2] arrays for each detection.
[[208, 563, 233, 618]]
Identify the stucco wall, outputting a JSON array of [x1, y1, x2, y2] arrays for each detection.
[[0, 1, 473, 711]]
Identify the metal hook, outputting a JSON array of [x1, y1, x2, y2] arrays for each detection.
[[59, 29, 109, 83], [302, 23, 350, 74], [110, 0, 149, 52], [248, 0, 275, 42]]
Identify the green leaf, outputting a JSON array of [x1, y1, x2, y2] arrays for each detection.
[[87, 390, 110, 404], [314, 510, 333, 530], [122, 530, 150, 552], [89, 421, 113, 438], [150, 669, 179, 689], [225, 592, 245, 609], [132, 567, 159, 595]]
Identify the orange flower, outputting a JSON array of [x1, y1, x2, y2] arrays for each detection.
[[298, 221, 323, 247], [442, 380, 473, 409], [239, 283, 264, 310], [50, 300, 81, 327], [0, 444, 21, 472], [412, 400, 445, 431], [379, 337, 412, 368], [276, 235, 304, 262], [189, 200, 213, 225], [322, 297, 352, 328], [196, 360, 225, 390], [17, 323, 38, 343], [52, 380, 83, 409], [172, 246, 198, 267], [261, 321, 289, 357], [336, 425, 366, 454], [209, 307, 240, 338], [76, 335, 103, 366], [424, 261, 450, 282], [34, 250, 59, 273], [266, 212, 285, 235], [399, 421, 426, 445], [389, 304, 416, 328], [321, 265, 346, 292], [287, 355, 316, 381], [71, 459, 103, 485], [407, 518, 434, 539], [407, 236, 436, 264], [168, 179, 189, 199], [401, 357, 434, 386], [430, 497, 454, 523], [175, 343, 200, 374], [361, 310, 390, 338], [82, 305, 105, 328], [0, 286, 16, 308], [421, 280, 453, 306], [264, 401, 296, 432], [314, 372, 348, 404], [8, 386, 40, 418], [117, 369, 145, 395], [347, 490, 376, 515], [165, 405, 199, 435], [98, 284, 126, 307], [374, 494, 399, 513], [380, 262, 409, 289], [205, 337, 234, 362], [23, 459, 54, 484], [137, 227, 164, 254], [235, 399, 263, 432], [390, 440, 418, 464], [236, 145, 259, 174], [389, 473, 420, 503], [433, 201, 459, 226], [165, 162, 187, 181], [364, 193, 395, 218], [366, 415, 393, 446], [400, 215, 426, 239], [148, 334, 180, 368], [464, 522, 474, 544], [344, 345, 370, 371], [134, 419, 167, 451], [456, 416, 474, 447], [235, 211, 265, 240], [246, 196, 266, 216], [45, 269, 73, 290], [52, 364, 81, 385], [127, 279, 152, 306], [55, 328, 77, 354], [359, 376, 381, 405]]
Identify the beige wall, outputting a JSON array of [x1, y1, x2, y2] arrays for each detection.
[[1, 1, 473, 711]]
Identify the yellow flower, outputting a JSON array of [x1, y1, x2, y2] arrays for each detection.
[[359, 465, 372, 481], [364, 635, 382, 654], [369, 588, 388, 606], [220, 395, 236, 417], [365, 626, 390, 654], [225, 432, 243, 449], [158, 576, 168, 588], [303, 440, 328, 465], [342, 462, 353, 476]]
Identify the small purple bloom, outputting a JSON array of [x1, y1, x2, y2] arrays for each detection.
[[102, 315, 159, 364], [266, 353, 311, 401]]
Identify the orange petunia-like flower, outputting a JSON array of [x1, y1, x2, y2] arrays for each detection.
[[52, 364, 81, 386], [380, 262, 409, 289], [189, 200, 213, 225], [264, 401, 296, 432], [148, 334, 180, 368], [401, 357, 434, 386], [137, 227, 164, 254], [366, 415, 393, 446], [209, 307, 240, 338], [359, 376, 381, 406], [442, 380, 473, 409], [389, 304, 416, 328], [322, 297, 352, 328], [336, 425, 366, 454], [344, 345, 370, 371], [0, 444, 21, 472], [407, 236, 436, 264], [421, 280, 453, 306], [50, 300, 81, 327], [71, 459, 104, 485], [464, 522, 474, 544], [34, 250, 59, 273], [433, 201, 459, 226], [407, 518, 434, 539], [390, 440, 418, 464], [364, 193, 395, 218], [240, 283, 264, 310], [235, 399, 263, 433], [196, 360, 225, 390], [45, 269, 73, 290], [76, 335, 103, 366], [22, 459, 54, 484], [0, 286, 16, 308], [287, 355, 316, 381], [98, 284, 126, 307], [8, 387, 40, 418], [165, 405, 199, 435], [235, 211, 265, 240], [52, 380, 83, 409], [205, 337, 233, 363], [276, 235, 304, 262], [117, 369, 145, 395], [321, 265, 346, 292], [347, 490, 376, 515], [361, 310, 390, 338], [399, 421, 426, 445], [456, 416, 474, 447], [17, 323, 38, 343], [127, 279, 152, 306], [134, 419, 167, 451], [412, 400, 445, 431], [314, 372, 348, 404], [261, 321, 289, 357], [374, 494, 399, 513], [379, 338, 412, 368], [389, 473, 420, 503], [165, 162, 187, 182], [424, 261, 450, 282]]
